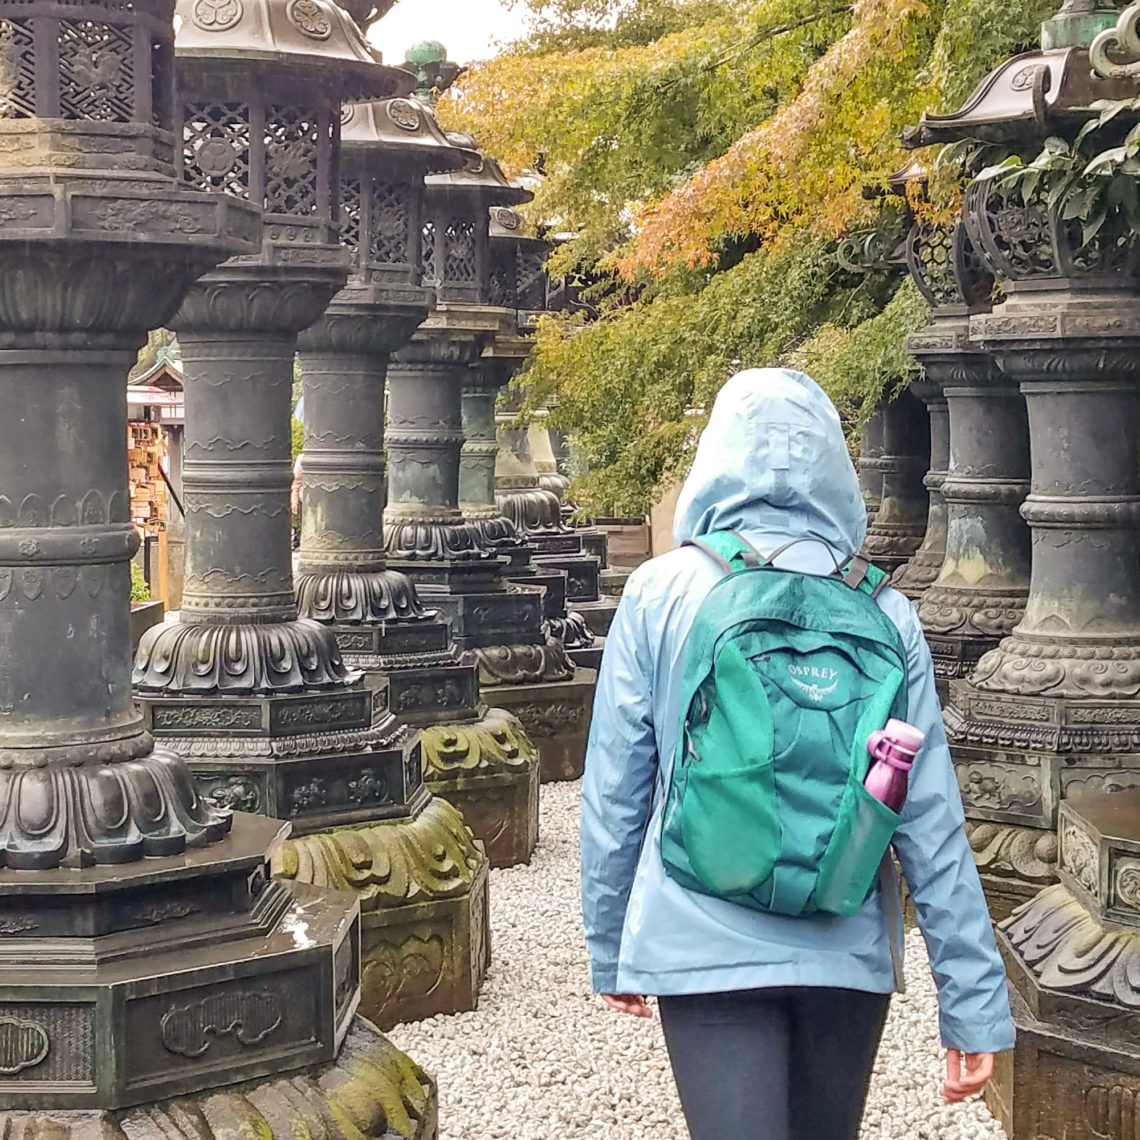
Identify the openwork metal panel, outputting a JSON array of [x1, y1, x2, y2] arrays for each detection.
[[339, 173, 362, 252], [443, 216, 476, 283], [422, 218, 438, 284], [183, 102, 252, 199], [0, 18, 35, 117], [369, 178, 408, 265], [58, 19, 135, 122], [517, 247, 546, 311], [265, 104, 320, 217]]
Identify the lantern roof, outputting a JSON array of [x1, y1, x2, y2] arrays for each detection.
[[426, 132, 533, 206], [341, 97, 477, 173], [902, 47, 1138, 149], [175, 0, 413, 101], [489, 205, 546, 251]]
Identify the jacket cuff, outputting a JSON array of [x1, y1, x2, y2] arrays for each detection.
[[591, 961, 620, 994], [939, 1011, 1016, 1054]]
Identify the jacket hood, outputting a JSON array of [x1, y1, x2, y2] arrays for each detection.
[[672, 368, 866, 556]]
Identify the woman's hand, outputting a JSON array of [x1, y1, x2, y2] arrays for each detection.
[[601, 994, 653, 1018], [942, 1050, 994, 1103]]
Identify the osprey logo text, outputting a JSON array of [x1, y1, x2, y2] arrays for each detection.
[[787, 663, 840, 703]]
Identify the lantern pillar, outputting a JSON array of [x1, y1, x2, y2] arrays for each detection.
[[386, 132, 597, 783], [293, 98, 539, 873], [129, 9, 489, 1032]]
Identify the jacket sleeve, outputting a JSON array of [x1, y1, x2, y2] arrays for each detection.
[[580, 573, 659, 994], [888, 600, 1016, 1054]]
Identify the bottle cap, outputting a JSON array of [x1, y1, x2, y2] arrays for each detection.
[[884, 718, 925, 755]]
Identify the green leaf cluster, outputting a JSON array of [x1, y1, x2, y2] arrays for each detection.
[[449, 0, 1068, 514]]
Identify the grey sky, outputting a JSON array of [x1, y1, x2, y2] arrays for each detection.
[[370, 0, 530, 66]]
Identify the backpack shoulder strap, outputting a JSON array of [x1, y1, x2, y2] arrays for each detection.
[[681, 530, 766, 573], [840, 553, 891, 599]]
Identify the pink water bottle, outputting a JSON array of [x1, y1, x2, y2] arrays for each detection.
[[864, 719, 925, 813]]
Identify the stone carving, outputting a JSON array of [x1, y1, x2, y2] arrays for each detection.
[[384, 517, 492, 561], [0, 748, 231, 870], [347, 769, 388, 806], [1116, 858, 1140, 914], [547, 609, 596, 651], [361, 931, 446, 1018], [273, 796, 482, 907], [191, 0, 245, 33], [1062, 822, 1099, 894], [917, 589, 1025, 639], [1086, 1084, 1140, 1139], [286, 0, 331, 37], [0, 1019, 436, 1138], [134, 618, 354, 695], [161, 991, 283, 1058], [152, 706, 262, 731], [966, 821, 1057, 884], [958, 763, 1043, 816], [295, 568, 429, 623], [202, 776, 261, 813], [972, 638, 1140, 700], [0, 1018, 48, 1075], [131, 901, 202, 926], [421, 708, 536, 777], [387, 99, 421, 131], [1002, 884, 1140, 1004], [0, 918, 36, 936], [466, 639, 575, 686], [507, 701, 586, 739], [289, 779, 328, 814]]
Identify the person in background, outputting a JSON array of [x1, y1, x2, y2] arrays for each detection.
[[580, 368, 1013, 1140]]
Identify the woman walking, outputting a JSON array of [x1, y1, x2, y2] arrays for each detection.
[[580, 368, 1013, 1140]]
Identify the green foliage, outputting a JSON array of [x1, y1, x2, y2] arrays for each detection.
[[130, 560, 151, 603], [457, 0, 1065, 514], [975, 100, 1140, 247], [522, 239, 901, 513], [292, 416, 304, 463]]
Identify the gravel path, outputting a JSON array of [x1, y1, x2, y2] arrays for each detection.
[[389, 781, 1008, 1140]]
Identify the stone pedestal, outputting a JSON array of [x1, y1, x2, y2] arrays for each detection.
[[484, 672, 596, 783], [274, 795, 490, 1029], [0, 1017, 438, 1139], [988, 788, 1140, 1139], [422, 707, 540, 867], [862, 388, 930, 574]]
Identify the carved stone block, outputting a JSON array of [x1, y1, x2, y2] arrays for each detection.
[[575, 597, 618, 639], [483, 670, 597, 782], [359, 856, 490, 1031], [423, 707, 541, 868], [0, 1017, 438, 1139], [185, 735, 422, 834], [988, 983, 1140, 1140], [0, 821, 358, 1110]]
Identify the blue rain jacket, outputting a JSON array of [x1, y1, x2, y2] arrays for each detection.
[[580, 368, 1015, 1055]]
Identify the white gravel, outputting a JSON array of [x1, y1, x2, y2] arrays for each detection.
[[389, 781, 1008, 1140]]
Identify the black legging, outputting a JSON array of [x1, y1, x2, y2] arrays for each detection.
[[658, 986, 891, 1140]]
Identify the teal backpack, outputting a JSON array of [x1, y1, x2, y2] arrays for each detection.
[[661, 530, 909, 919]]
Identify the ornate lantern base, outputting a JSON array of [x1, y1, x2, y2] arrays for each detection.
[[0, 1018, 436, 1137], [0, 815, 363, 1110], [273, 796, 490, 1028], [988, 788, 1140, 1139]]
